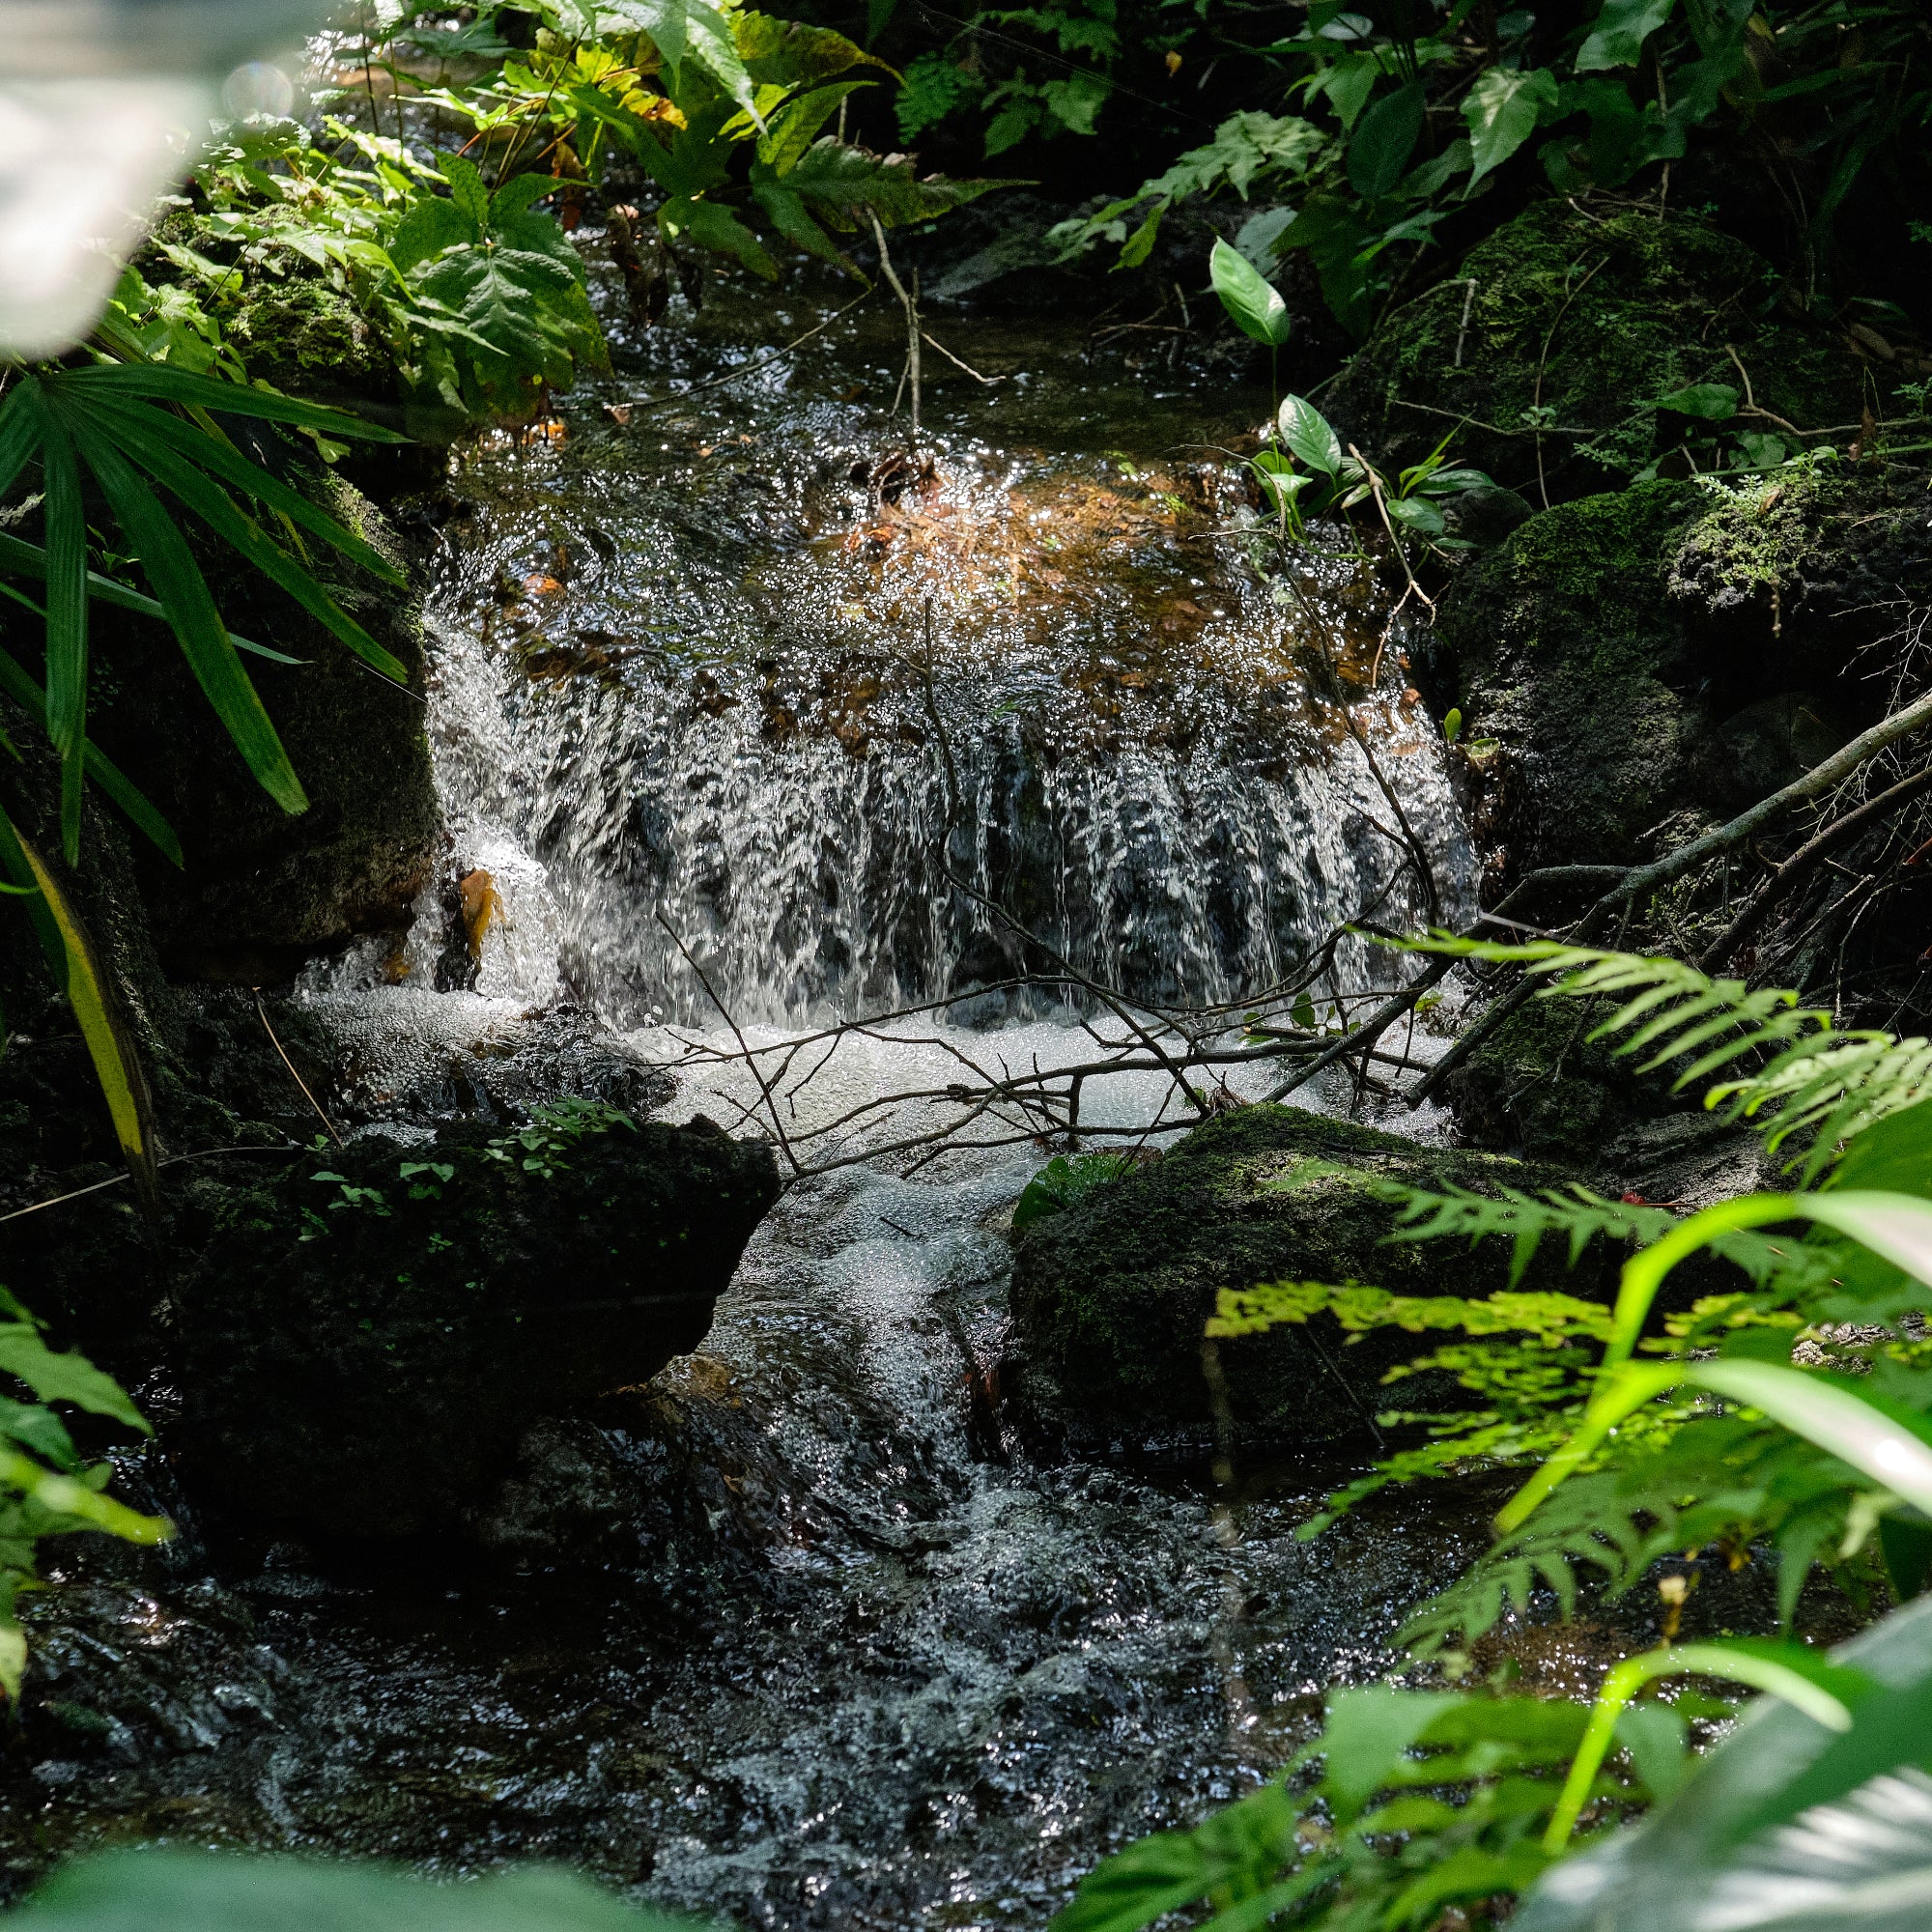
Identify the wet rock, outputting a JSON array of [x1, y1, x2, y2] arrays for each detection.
[[1436, 995, 1672, 1163], [1332, 201, 1873, 498], [1435, 470, 1932, 894], [1007, 1103, 1615, 1451], [170, 1112, 781, 1538]]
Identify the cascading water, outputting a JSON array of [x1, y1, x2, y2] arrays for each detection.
[[5, 277, 1497, 1926]]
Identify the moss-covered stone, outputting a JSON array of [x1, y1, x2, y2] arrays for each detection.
[[172, 1112, 781, 1538], [1437, 996, 1666, 1161], [1436, 469, 1932, 885], [221, 273, 404, 406], [1007, 1104, 1614, 1449], [1333, 201, 1870, 497]]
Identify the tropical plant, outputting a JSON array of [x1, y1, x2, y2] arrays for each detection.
[[1054, 0, 1932, 335], [0, 1289, 169, 1700], [1058, 938, 1932, 1930], [1241, 388, 1490, 568]]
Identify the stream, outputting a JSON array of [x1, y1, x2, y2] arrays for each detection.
[[2, 260, 1501, 1926]]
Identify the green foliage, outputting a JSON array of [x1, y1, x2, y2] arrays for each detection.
[[0, 361, 406, 849], [1415, 938, 1932, 1180], [1012, 1149, 1137, 1230], [1071, 947, 1932, 1930], [0, 1288, 168, 1699], [484, 1097, 639, 1179], [3, 1847, 689, 1930]]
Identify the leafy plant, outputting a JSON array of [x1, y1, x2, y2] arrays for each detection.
[[2, 1847, 690, 1930], [1012, 1150, 1138, 1230], [0, 1289, 170, 1699], [1065, 939, 1932, 1929]]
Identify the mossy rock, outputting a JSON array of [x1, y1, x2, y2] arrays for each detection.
[[1437, 995, 1672, 1161], [1436, 469, 1932, 884], [1007, 1104, 1613, 1450], [172, 1113, 781, 1538], [1333, 201, 1869, 499]]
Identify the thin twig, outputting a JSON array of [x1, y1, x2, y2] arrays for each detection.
[[256, 993, 341, 1145]]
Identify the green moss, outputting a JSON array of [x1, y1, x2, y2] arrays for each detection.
[[1666, 469, 1833, 610], [1335, 201, 1868, 497], [222, 274, 403, 403], [1441, 995, 1669, 1160]]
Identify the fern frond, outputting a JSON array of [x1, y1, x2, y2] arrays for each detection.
[[1379, 1180, 1678, 1285], [1413, 935, 1932, 1178]]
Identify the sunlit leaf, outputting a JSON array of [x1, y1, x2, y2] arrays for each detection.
[[1209, 237, 1292, 346]]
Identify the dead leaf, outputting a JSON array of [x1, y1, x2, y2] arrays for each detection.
[[458, 868, 505, 959]]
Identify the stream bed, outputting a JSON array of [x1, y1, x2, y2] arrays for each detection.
[[2, 263, 1502, 1926]]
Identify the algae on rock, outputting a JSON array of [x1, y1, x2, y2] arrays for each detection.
[[1333, 202, 1868, 499]]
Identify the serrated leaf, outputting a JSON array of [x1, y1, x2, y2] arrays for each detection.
[[1652, 382, 1739, 419], [782, 138, 1018, 228]]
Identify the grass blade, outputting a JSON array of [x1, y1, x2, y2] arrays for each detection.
[[0, 810, 158, 1209], [0, 644, 182, 867], [94, 398, 405, 586], [72, 425, 307, 815], [57, 364, 408, 442], [96, 409, 409, 685], [0, 531, 306, 667], [31, 393, 88, 863], [0, 382, 42, 499]]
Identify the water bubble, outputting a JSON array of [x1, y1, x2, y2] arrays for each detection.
[[221, 61, 295, 120]]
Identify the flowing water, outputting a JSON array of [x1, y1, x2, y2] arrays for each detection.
[[3, 262, 1500, 1924]]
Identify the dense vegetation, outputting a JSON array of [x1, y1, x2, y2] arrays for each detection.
[[2, 0, 1932, 1922]]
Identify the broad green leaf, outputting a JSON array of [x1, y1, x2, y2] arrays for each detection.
[[1652, 382, 1739, 419], [74, 426, 307, 816], [0, 1399, 80, 1473], [735, 10, 893, 87], [0, 1323, 147, 1434], [1463, 66, 1559, 186], [757, 80, 872, 173], [1276, 393, 1343, 474], [1615, 1702, 1690, 1800], [1800, 1190, 1932, 1294], [605, 0, 757, 113], [1347, 81, 1425, 200], [438, 150, 493, 226], [1208, 237, 1291, 347], [781, 138, 1018, 228], [1577, 0, 1679, 71], [0, 1619, 23, 1703], [1319, 1685, 1469, 1825], [9, 1849, 696, 1930], [749, 169, 845, 263], [2, 824, 158, 1209], [1386, 494, 1447, 535], [658, 195, 780, 278], [388, 188, 478, 274]]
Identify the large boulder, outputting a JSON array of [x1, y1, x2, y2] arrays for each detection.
[[1332, 200, 1872, 498], [170, 1110, 781, 1537], [1429, 469, 1932, 896], [1007, 1104, 1619, 1452]]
